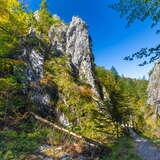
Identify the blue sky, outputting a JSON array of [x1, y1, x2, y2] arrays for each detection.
[[25, 0, 160, 79]]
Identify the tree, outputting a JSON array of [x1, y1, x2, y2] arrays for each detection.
[[96, 67, 133, 137], [34, 0, 61, 41], [111, 0, 160, 65], [40, 0, 47, 10], [0, 0, 32, 57], [110, 66, 119, 79]]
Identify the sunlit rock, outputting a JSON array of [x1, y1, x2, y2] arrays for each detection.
[[66, 17, 100, 97], [147, 62, 160, 116]]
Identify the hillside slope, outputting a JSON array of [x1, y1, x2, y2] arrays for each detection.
[[0, 1, 159, 159]]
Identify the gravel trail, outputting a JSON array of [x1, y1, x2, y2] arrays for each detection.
[[128, 128, 160, 160]]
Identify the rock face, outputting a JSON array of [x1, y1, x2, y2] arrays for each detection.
[[22, 33, 71, 126], [49, 16, 100, 97], [19, 16, 104, 126], [66, 17, 98, 94], [147, 62, 160, 116], [23, 48, 44, 82], [49, 24, 68, 54], [21, 34, 56, 117]]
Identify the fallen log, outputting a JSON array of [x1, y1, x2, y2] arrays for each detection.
[[30, 112, 106, 149], [30, 112, 83, 140]]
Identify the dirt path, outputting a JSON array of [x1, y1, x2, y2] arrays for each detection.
[[128, 128, 160, 160]]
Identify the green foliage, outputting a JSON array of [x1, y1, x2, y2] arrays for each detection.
[[96, 66, 116, 95], [0, 76, 21, 91], [0, 58, 25, 77], [0, 1, 157, 159], [40, 0, 47, 10], [110, 66, 119, 80], [0, 76, 26, 122], [0, 120, 49, 159], [0, 0, 62, 56], [0, 57, 27, 116], [118, 77, 149, 131], [0, 0, 62, 126], [111, 0, 160, 28], [35, 9, 53, 36], [43, 57, 123, 141], [44, 56, 103, 139], [96, 67, 132, 125], [34, 1, 62, 41], [96, 66, 150, 138], [0, 0, 32, 56]]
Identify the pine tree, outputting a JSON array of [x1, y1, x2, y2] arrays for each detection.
[[111, 66, 119, 80], [40, 0, 47, 10], [0, 0, 31, 56]]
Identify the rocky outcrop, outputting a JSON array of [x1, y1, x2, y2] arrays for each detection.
[[19, 16, 105, 126], [21, 33, 56, 116], [49, 16, 101, 98], [22, 48, 44, 82], [20, 30, 71, 126], [49, 24, 68, 54], [147, 62, 160, 116], [66, 17, 98, 95]]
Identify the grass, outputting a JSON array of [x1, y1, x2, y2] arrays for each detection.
[[0, 119, 50, 160], [101, 136, 142, 160]]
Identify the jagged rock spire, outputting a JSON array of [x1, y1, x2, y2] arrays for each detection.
[[66, 16, 100, 97], [49, 16, 101, 98]]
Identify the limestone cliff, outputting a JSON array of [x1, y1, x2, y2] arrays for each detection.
[[49, 16, 100, 97], [147, 62, 160, 116], [17, 16, 106, 127], [66, 17, 98, 95]]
